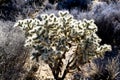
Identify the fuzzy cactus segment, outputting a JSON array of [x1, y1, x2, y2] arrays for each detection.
[[14, 11, 111, 64]]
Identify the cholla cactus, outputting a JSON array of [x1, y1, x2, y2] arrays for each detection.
[[14, 11, 111, 79]]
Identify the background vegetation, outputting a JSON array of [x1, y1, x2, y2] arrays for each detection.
[[0, 0, 120, 80]]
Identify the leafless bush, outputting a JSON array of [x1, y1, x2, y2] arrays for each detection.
[[72, 55, 120, 80], [0, 20, 30, 80]]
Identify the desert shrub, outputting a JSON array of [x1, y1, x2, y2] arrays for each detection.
[[56, 0, 92, 11], [14, 11, 111, 80], [0, 0, 8, 5], [0, 21, 29, 80], [16, 0, 55, 19], [93, 2, 120, 46], [106, 56, 120, 80], [99, 0, 119, 4], [72, 54, 120, 80], [90, 56, 120, 80], [0, 0, 20, 21], [48, 0, 58, 4], [0, 0, 48, 21], [22, 0, 46, 9]]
